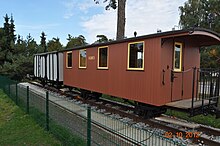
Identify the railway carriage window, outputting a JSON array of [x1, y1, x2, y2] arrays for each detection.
[[98, 46, 108, 69], [173, 42, 182, 72], [127, 42, 144, 70], [79, 49, 87, 68], [66, 51, 72, 68]]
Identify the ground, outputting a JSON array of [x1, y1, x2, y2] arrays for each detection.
[[166, 109, 220, 128], [0, 89, 61, 146]]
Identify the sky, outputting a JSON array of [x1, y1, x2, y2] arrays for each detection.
[[0, 0, 187, 46]]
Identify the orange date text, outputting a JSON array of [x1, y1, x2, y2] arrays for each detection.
[[164, 131, 200, 139]]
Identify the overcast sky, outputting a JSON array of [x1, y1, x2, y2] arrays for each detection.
[[0, 0, 187, 45]]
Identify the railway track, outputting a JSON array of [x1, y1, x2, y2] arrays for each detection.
[[151, 116, 220, 146], [30, 81, 220, 145]]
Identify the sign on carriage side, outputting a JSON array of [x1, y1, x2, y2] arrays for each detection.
[[88, 56, 95, 60]]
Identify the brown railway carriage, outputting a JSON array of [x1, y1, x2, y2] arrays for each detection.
[[63, 28, 220, 108]]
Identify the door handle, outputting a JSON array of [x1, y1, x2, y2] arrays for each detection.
[[162, 70, 165, 85]]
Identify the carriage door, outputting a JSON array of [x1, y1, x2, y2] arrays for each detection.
[[171, 42, 183, 101]]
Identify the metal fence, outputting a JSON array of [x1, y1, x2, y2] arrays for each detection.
[[0, 76, 186, 146], [191, 68, 220, 116]]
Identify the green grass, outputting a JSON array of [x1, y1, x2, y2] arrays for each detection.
[[166, 109, 220, 128], [0, 88, 86, 146], [49, 121, 87, 146], [0, 89, 61, 146], [28, 107, 86, 146]]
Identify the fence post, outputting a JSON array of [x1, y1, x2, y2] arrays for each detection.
[[16, 83, 18, 105], [216, 69, 220, 107], [191, 67, 196, 116], [27, 86, 29, 114], [46, 91, 49, 131], [202, 71, 205, 113], [87, 106, 91, 146]]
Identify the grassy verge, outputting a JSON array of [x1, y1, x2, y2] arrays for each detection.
[[1, 88, 86, 146], [49, 121, 86, 146], [0, 89, 61, 145], [166, 109, 220, 128], [29, 107, 86, 146]]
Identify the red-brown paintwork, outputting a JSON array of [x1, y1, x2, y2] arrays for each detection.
[[63, 30, 220, 106], [160, 36, 201, 103]]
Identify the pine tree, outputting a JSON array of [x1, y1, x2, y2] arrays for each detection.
[[17, 35, 21, 45], [0, 14, 38, 80], [40, 32, 47, 52], [3, 14, 10, 51], [9, 14, 16, 44]]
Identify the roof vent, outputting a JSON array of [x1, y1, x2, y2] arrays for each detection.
[[157, 29, 162, 33]]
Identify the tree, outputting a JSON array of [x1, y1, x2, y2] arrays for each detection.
[[0, 14, 16, 65], [94, 0, 126, 40], [26, 33, 39, 55], [3, 14, 16, 52], [3, 14, 10, 50], [94, 34, 111, 44], [0, 28, 4, 65], [40, 32, 47, 52], [0, 14, 41, 80], [15, 35, 25, 54], [0, 33, 39, 80], [9, 14, 16, 44], [67, 34, 72, 42], [47, 37, 63, 52], [179, 0, 220, 68], [179, 0, 220, 32], [66, 34, 87, 48], [0, 53, 34, 80], [200, 46, 219, 68]]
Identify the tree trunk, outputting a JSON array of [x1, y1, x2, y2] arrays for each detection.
[[116, 0, 126, 40]]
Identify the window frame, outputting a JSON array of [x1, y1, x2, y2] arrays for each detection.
[[98, 46, 109, 69], [66, 51, 72, 69], [79, 49, 87, 69], [173, 42, 183, 72], [127, 41, 145, 71]]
